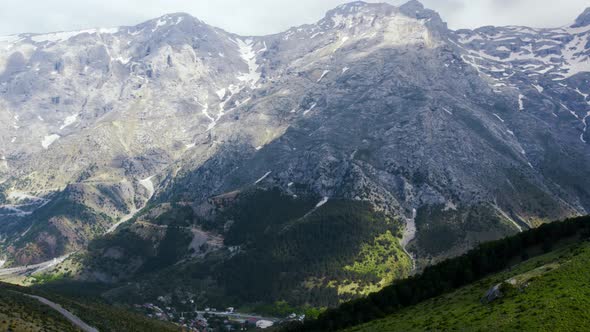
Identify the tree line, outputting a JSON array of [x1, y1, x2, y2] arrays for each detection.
[[285, 215, 590, 331]]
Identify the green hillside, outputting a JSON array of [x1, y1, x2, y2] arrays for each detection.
[[287, 215, 590, 332], [0, 287, 79, 332], [0, 282, 180, 332], [345, 241, 590, 331], [81, 188, 412, 310]]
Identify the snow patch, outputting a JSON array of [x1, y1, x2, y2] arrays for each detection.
[[303, 103, 317, 115], [559, 34, 590, 79], [255, 171, 272, 185], [235, 39, 261, 87], [114, 56, 131, 64], [257, 41, 268, 54], [315, 197, 329, 208], [197, 102, 215, 130], [493, 113, 505, 122], [311, 32, 324, 39], [139, 176, 155, 198], [59, 114, 78, 130], [317, 70, 330, 82], [575, 88, 589, 101], [41, 134, 60, 149], [559, 102, 579, 119], [216, 88, 226, 99], [532, 84, 544, 93], [31, 27, 119, 43], [152, 18, 168, 32]]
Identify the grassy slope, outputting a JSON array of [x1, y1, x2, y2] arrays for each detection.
[[0, 282, 180, 332], [0, 289, 79, 332], [345, 241, 590, 332]]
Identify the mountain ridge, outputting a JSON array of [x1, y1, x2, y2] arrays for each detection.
[[0, 0, 589, 314]]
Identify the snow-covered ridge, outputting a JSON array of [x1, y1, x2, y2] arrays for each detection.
[[1, 12, 201, 48], [455, 21, 590, 82], [150, 13, 190, 32], [29, 27, 119, 43]]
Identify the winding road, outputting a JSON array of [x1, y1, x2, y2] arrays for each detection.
[[0, 254, 71, 278], [25, 294, 99, 332]]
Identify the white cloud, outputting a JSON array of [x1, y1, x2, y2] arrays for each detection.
[[0, 0, 587, 36]]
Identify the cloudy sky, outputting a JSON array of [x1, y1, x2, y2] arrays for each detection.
[[0, 0, 588, 36]]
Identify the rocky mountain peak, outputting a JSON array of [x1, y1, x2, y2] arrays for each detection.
[[320, 0, 447, 34], [399, 0, 425, 11], [398, 0, 448, 33], [135, 12, 205, 33], [324, 1, 395, 21], [572, 7, 590, 28]]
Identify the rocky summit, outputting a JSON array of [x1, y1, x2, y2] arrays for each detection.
[[0, 0, 589, 308]]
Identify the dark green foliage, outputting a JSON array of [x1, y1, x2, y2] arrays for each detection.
[[0, 282, 180, 332], [289, 215, 590, 331], [344, 241, 590, 331], [107, 191, 408, 309], [139, 225, 192, 273], [414, 204, 513, 256], [152, 203, 195, 226], [90, 228, 154, 258], [215, 199, 398, 306], [0, 285, 79, 332], [220, 188, 317, 245]]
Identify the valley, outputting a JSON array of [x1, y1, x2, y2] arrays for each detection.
[[0, 0, 589, 330]]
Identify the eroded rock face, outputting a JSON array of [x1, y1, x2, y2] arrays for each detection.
[[573, 8, 590, 28], [0, 1, 589, 265], [481, 284, 504, 304]]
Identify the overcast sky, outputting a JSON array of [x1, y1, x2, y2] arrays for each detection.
[[0, 0, 588, 36]]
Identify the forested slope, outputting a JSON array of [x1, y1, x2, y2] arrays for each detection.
[[286, 215, 590, 331]]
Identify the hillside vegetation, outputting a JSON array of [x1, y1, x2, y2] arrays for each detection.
[[344, 240, 590, 331], [0, 282, 180, 332], [0, 287, 79, 332], [287, 215, 590, 331], [81, 188, 412, 310]]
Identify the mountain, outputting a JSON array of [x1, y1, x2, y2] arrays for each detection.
[[1, 0, 589, 314]]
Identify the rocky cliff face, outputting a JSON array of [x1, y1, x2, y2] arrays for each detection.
[[0, 1, 589, 275]]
